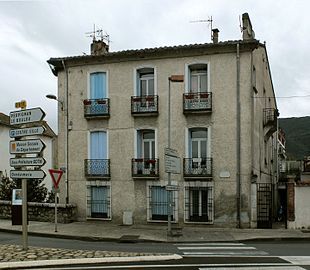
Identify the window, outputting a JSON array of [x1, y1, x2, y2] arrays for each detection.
[[90, 72, 107, 99], [148, 185, 177, 221], [87, 182, 111, 219], [188, 64, 208, 93], [137, 68, 154, 96], [184, 182, 213, 223]]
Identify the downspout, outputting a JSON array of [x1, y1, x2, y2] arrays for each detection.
[[62, 60, 69, 205], [236, 43, 241, 228]]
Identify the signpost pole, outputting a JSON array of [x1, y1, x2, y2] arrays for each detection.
[[22, 177, 28, 250], [54, 192, 58, 232], [167, 78, 172, 236]]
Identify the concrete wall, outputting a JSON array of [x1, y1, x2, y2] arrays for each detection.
[[55, 44, 277, 227], [0, 125, 12, 178]]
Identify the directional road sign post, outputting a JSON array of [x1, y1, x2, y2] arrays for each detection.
[[9, 105, 46, 251]]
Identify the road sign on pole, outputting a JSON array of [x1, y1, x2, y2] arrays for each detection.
[[10, 107, 46, 125], [10, 139, 46, 154], [10, 170, 46, 179], [10, 157, 46, 167], [10, 126, 45, 138], [49, 169, 63, 189]]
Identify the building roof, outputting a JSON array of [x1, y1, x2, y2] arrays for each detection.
[[0, 112, 56, 138], [47, 39, 261, 74]]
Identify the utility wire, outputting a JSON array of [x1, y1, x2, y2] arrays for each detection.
[[253, 94, 310, 99]]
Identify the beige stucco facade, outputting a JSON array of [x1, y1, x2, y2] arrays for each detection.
[[49, 15, 278, 228]]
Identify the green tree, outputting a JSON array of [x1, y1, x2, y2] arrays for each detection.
[[15, 178, 48, 202], [0, 176, 16, 201]]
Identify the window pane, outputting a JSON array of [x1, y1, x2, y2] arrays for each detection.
[[151, 141, 155, 159], [143, 131, 155, 139], [144, 141, 150, 159], [201, 140, 207, 158], [192, 141, 198, 158], [148, 79, 154, 95], [141, 80, 147, 96], [190, 75, 198, 92], [200, 74, 207, 92], [191, 130, 207, 139]]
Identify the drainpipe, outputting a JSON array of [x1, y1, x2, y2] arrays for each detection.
[[62, 60, 69, 205], [236, 43, 241, 228]]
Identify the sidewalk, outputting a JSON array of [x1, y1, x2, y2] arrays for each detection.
[[0, 218, 310, 243]]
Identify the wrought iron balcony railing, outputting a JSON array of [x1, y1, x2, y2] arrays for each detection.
[[183, 158, 212, 177], [131, 95, 158, 115], [132, 158, 159, 177], [84, 159, 110, 178], [263, 108, 278, 127], [183, 92, 212, 113], [84, 98, 110, 118]]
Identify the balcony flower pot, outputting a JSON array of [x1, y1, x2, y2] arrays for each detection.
[[83, 100, 92, 105], [97, 99, 106, 105]]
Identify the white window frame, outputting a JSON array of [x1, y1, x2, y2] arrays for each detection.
[[185, 127, 211, 158], [134, 128, 157, 159], [146, 180, 178, 223], [87, 69, 109, 99], [133, 66, 157, 96], [185, 62, 210, 94], [86, 180, 112, 220], [184, 181, 214, 224]]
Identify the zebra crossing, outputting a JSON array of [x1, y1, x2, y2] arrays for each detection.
[[175, 242, 268, 257]]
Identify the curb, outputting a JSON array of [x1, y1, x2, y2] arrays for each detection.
[[0, 254, 183, 269]]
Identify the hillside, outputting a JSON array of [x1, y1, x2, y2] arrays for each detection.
[[279, 116, 310, 160]]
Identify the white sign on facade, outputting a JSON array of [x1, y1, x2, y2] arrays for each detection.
[[165, 147, 178, 157], [10, 139, 46, 154], [10, 170, 46, 179], [10, 126, 45, 138], [165, 155, 181, 174], [10, 157, 46, 167], [10, 107, 46, 125]]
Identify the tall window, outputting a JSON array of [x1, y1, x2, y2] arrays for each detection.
[[189, 64, 208, 93], [87, 183, 111, 219], [90, 72, 107, 99], [137, 130, 155, 159], [190, 129, 208, 162], [90, 131, 107, 160], [137, 68, 154, 96]]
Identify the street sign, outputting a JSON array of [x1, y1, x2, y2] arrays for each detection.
[[10, 126, 45, 138], [10, 139, 46, 154], [165, 185, 179, 191], [15, 100, 27, 109], [165, 147, 178, 157], [10, 107, 46, 125], [10, 170, 46, 179], [49, 169, 63, 189], [165, 155, 181, 174], [10, 157, 46, 168]]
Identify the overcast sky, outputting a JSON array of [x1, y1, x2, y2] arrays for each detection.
[[1, 0, 309, 132]]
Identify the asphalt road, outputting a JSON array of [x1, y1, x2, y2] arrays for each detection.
[[2, 231, 310, 269]]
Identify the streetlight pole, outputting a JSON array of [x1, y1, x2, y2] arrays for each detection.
[[167, 75, 184, 236], [46, 94, 68, 204]]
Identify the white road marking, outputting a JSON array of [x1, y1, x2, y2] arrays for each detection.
[[178, 246, 256, 250], [280, 256, 310, 265]]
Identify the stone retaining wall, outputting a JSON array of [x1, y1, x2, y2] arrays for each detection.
[[0, 200, 76, 223]]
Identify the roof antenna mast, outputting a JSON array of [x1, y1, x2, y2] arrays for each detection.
[[85, 24, 110, 46], [190, 16, 213, 41]]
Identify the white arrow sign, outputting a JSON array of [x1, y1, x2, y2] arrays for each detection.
[[10, 139, 45, 154], [10, 170, 46, 179], [10, 126, 45, 138], [10, 157, 46, 167], [10, 107, 46, 125]]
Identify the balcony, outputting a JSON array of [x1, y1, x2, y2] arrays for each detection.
[[131, 95, 158, 115], [183, 92, 212, 113], [84, 99, 110, 118], [263, 108, 279, 139], [132, 158, 159, 178], [183, 158, 212, 178], [84, 159, 110, 178]]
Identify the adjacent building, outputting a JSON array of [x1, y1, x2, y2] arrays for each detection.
[[48, 13, 278, 228]]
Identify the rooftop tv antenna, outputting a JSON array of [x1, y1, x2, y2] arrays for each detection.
[[86, 24, 110, 46], [190, 16, 213, 41]]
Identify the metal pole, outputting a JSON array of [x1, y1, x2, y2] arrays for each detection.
[[167, 78, 172, 236], [22, 178, 28, 250], [55, 192, 58, 232]]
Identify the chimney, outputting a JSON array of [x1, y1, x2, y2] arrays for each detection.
[[242, 13, 255, 40], [212, 28, 219, 44], [91, 40, 109, 55]]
